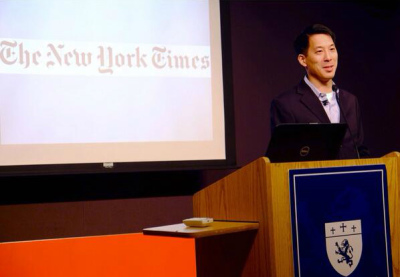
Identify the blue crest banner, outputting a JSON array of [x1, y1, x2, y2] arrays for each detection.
[[289, 164, 392, 277]]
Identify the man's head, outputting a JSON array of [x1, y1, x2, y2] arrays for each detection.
[[294, 24, 336, 56], [294, 24, 338, 87]]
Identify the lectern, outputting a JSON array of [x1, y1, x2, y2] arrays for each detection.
[[193, 152, 400, 276]]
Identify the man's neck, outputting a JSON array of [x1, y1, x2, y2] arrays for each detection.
[[306, 75, 333, 93]]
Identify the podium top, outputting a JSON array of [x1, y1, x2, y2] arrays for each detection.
[[143, 221, 259, 238]]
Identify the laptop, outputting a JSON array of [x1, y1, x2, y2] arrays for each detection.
[[265, 123, 347, 163]]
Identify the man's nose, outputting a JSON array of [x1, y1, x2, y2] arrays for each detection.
[[324, 50, 332, 61]]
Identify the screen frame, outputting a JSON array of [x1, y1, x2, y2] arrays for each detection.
[[0, 0, 236, 176]]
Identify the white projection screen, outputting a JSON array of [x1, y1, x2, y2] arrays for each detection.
[[0, 0, 235, 173]]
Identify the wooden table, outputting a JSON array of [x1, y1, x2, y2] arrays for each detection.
[[143, 221, 259, 238]]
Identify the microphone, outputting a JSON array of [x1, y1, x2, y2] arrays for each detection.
[[333, 85, 361, 159], [319, 93, 329, 106]]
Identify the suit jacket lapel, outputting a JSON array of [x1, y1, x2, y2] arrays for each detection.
[[337, 90, 348, 124], [297, 80, 331, 123]]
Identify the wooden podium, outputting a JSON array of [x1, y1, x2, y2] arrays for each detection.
[[193, 152, 400, 277]]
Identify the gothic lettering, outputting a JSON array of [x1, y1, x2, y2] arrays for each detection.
[[0, 40, 41, 68]]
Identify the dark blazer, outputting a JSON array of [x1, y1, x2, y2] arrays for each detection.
[[270, 79, 368, 159]]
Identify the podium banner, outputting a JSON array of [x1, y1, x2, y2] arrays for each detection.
[[289, 164, 392, 277]]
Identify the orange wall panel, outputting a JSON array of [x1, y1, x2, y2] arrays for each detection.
[[0, 233, 196, 277]]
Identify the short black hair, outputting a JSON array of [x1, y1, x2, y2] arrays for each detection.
[[293, 24, 336, 55]]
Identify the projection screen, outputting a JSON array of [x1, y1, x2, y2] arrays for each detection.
[[0, 0, 234, 172]]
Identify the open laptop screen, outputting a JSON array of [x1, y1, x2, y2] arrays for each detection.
[[265, 123, 347, 163]]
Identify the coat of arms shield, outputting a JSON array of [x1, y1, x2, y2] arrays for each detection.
[[325, 219, 362, 276]]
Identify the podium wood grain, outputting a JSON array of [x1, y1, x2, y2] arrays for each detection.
[[193, 152, 400, 277]]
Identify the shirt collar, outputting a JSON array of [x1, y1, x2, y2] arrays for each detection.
[[303, 75, 336, 101]]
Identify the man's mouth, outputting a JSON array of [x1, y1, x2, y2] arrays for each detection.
[[324, 65, 335, 71]]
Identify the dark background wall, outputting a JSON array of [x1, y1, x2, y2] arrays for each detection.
[[1, 1, 399, 242], [231, 1, 400, 165]]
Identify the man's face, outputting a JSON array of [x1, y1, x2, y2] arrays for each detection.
[[298, 34, 338, 86]]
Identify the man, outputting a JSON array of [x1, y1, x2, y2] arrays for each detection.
[[270, 24, 369, 159]]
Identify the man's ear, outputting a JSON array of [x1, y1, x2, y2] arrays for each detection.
[[297, 54, 307, 68]]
